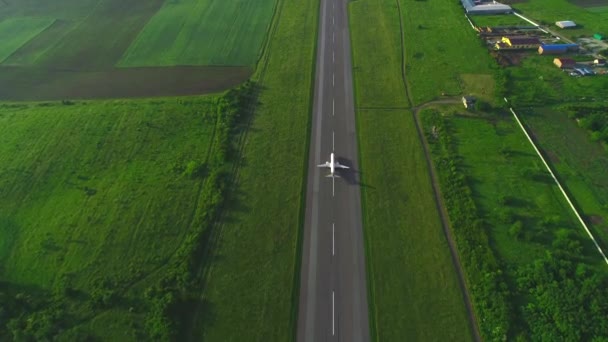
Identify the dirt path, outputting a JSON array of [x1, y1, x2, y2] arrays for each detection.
[[394, 1, 481, 338]]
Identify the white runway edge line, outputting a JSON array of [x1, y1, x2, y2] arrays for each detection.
[[509, 106, 608, 265]]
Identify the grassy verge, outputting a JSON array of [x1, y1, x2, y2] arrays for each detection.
[[350, 0, 474, 339], [357, 108, 473, 340], [186, 0, 319, 339]]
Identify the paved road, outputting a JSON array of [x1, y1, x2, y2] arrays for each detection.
[[296, 0, 370, 341]]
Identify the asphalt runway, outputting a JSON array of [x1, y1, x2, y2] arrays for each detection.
[[296, 0, 370, 340]]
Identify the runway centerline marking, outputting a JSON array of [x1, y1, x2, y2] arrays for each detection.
[[332, 177, 335, 197], [332, 131, 335, 150], [332, 290, 335, 336], [332, 223, 335, 256], [332, 73, 334, 87], [332, 99, 335, 116]]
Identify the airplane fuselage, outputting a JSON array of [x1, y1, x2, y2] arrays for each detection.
[[330, 153, 335, 175]]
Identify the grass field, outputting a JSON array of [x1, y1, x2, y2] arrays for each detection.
[[0, 96, 225, 340], [184, 0, 319, 339], [399, 0, 499, 105], [0, 17, 54, 62], [357, 109, 473, 341], [349, 0, 474, 339], [470, 14, 531, 28], [521, 107, 608, 245], [119, 0, 276, 67], [422, 108, 608, 338], [512, 0, 608, 38], [507, 55, 608, 106]]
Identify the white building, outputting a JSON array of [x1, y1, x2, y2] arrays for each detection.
[[461, 0, 512, 14], [555, 21, 576, 28]]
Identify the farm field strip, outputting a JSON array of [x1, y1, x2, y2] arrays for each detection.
[[0, 17, 54, 62], [119, 0, 276, 67], [509, 106, 608, 264]]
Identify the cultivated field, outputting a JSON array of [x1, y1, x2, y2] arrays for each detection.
[[0, 0, 276, 100], [0, 96, 229, 340], [185, 0, 319, 339], [0, 17, 53, 62], [119, 0, 276, 67], [349, 0, 475, 339]]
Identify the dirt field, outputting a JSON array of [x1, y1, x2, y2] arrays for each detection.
[[0, 66, 251, 100]]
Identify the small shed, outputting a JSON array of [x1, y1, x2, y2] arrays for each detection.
[[462, 96, 476, 109], [594, 58, 606, 65], [555, 21, 576, 29], [594, 33, 604, 40], [554, 57, 576, 68]]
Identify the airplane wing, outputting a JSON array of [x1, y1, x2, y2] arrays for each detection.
[[317, 162, 330, 168], [335, 162, 350, 169]]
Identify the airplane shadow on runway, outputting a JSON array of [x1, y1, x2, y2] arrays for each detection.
[[335, 156, 375, 189]]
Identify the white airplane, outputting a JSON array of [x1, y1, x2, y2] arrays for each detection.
[[317, 153, 349, 178]]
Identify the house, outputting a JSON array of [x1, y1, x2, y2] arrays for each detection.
[[594, 58, 606, 65], [496, 36, 541, 50], [555, 21, 576, 29], [553, 57, 576, 68], [462, 96, 476, 109], [538, 43, 579, 54], [593, 33, 604, 40]]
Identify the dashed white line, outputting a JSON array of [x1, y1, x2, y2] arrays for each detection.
[[332, 16, 335, 26], [332, 73, 334, 87], [332, 177, 335, 197], [332, 131, 335, 150], [332, 291, 335, 336], [332, 99, 335, 116], [332, 31, 334, 43], [332, 223, 335, 256], [332, 51, 334, 63]]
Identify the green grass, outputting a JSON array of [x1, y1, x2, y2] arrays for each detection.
[[186, 0, 319, 339], [587, 5, 608, 13], [118, 0, 276, 67], [399, 0, 498, 105], [521, 107, 608, 245], [349, 0, 408, 108], [507, 55, 608, 106], [0, 97, 222, 339], [349, 0, 474, 339], [470, 14, 531, 28], [422, 108, 608, 337], [513, 0, 608, 39], [0, 17, 54, 62], [357, 109, 473, 341]]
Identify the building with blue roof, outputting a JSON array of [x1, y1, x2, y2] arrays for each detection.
[[538, 43, 579, 55]]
